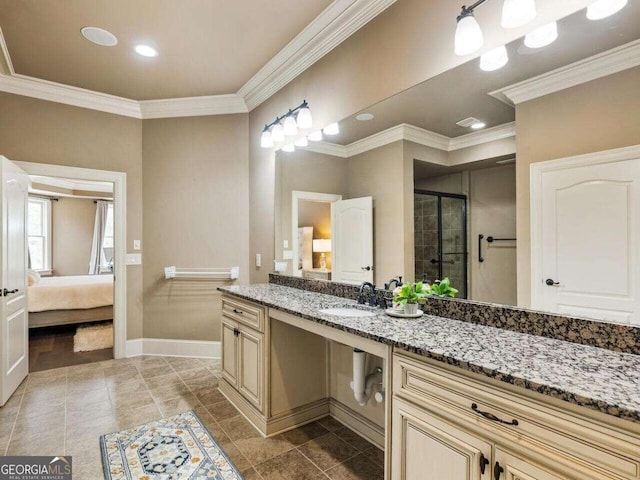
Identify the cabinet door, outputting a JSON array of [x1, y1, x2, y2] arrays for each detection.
[[494, 448, 570, 480], [237, 326, 264, 412], [393, 399, 492, 480], [221, 320, 238, 387]]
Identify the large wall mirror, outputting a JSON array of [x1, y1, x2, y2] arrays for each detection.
[[274, 3, 640, 324]]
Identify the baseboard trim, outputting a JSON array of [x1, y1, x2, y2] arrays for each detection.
[[126, 338, 220, 359], [329, 398, 385, 449]]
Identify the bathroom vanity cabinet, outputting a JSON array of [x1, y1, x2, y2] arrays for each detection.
[[219, 288, 640, 480]]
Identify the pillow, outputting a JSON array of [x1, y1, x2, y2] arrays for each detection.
[[27, 269, 40, 286]]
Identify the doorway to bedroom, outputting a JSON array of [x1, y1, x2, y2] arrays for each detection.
[[27, 175, 116, 371]]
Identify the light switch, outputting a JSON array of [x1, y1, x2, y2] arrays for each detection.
[[126, 253, 142, 265], [133, 240, 141, 250], [283, 240, 289, 248], [255, 253, 262, 267], [283, 250, 293, 260]]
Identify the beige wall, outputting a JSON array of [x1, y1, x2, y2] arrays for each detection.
[[51, 197, 95, 276], [142, 114, 249, 341], [0, 93, 144, 339], [516, 67, 640, 307], [249, 0, 592, 284]]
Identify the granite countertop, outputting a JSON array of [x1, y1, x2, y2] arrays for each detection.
[[219, 284, 640, 424]]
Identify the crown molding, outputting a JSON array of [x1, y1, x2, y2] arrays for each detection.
[[140, 95, 248, 119], [238, 0, 396, 110], [490, 40, 640, 106], [0, 27, 15, 75], [0, 74, 142, 118], [300, 121, 515, 158], [448, 122, 516, 151]]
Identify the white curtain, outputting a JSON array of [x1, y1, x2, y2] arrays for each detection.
[[88, 200, 108, 275]]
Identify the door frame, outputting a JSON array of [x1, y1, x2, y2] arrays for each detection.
[[291, 191, 342, 277], [15, 161, 127, 359], [530, 144, 640, 311]]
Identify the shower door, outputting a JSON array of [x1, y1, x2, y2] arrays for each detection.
[[414, 190, 468, 298]]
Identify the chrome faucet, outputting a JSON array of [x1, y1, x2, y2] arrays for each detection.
[[357, 282, 377, 307], [384, 276, 403, 290]]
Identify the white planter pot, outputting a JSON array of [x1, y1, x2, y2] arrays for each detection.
[[404, 303, 418, 315]]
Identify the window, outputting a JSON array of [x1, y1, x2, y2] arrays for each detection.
[[101, 203, 114, 268], [28, 197, 52, 273]]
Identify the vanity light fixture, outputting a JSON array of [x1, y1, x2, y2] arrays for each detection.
[[455, 0, 537, 55], [587, 0, 628, 20], [480, 45, 509, 71], [524, 21, 558, 48], [308, 130, 323, 142], [260, 101, 312, 148], [282, 144, 295, 153], [323, 123, 340, 136], [294, 137, 309, 147]]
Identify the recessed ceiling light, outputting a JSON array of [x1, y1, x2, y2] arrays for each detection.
[[81, 27, 118, 47], [356, 113, 374, 121], [135, 44, 158, 57], [471, 122, 486, 130]]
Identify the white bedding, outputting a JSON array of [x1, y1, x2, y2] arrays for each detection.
[[28, 274, 114, 313]]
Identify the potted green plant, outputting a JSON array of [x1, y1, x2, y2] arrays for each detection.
[[393, 283, 420, 314], [425, 277, 459, 298]]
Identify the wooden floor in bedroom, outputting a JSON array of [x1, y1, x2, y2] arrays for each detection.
[[29, 324, 113, 372]]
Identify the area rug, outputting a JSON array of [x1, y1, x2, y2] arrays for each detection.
[[100, 411, 242, 479], [73, 321, 113, 352]]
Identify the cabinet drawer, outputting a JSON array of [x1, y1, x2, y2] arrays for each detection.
[[222, 297, 265, 332], [393, 352, 640, 480]]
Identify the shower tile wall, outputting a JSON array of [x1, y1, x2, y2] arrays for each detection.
[[441, 196, 465, 294], [414, 194, 439, 284]]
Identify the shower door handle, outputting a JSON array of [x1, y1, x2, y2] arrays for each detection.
[[429, 259, 440, 265]]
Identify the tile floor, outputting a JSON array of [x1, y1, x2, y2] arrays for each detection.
[[0, 356, 384, 480]]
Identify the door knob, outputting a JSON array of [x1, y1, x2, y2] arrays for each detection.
[[2, 288, 18, 296], [545, 278, 560, 286], [361, 266, 372, 271]]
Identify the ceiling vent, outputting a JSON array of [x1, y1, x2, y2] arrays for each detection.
[[456, 117, 482, 128]]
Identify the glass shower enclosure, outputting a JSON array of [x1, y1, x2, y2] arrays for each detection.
[[414, 190, 468, 298]]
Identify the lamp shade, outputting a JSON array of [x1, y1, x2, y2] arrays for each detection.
[[312, 239, 331, 253], [260, 130, 274, 148], [283, 115, 298, 136], [323, 123, 340, 135], [587, 0, 628, 20], [271, 123, 285, 142], [281, 143, 295, 153], [501, 0, 537, 28], [294, 137, 308, 147], [524, 21, 557, 48], [455, 14, 484, 56], [480, 45, 509, 71], [297, 106, 313, 129]]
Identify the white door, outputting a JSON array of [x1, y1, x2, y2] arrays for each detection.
[[0, 157, 30, 405], [331, 197, 373, 284], [533, 156, 640, 325]]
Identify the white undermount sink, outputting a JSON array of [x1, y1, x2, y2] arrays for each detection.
[[319, 307, 376, 318]]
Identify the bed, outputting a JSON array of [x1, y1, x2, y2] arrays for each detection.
[[28, 274, 114, 328]]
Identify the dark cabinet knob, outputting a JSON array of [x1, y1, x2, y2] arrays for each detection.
[[545, 278, 560, 286]]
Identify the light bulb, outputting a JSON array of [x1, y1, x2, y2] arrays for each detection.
[[282, 144, 295, 153], [455, 13, 484, 56], [524, 21, 557, 48], [587, 0, 628, 20], [260, 130, 274, 148], [308, 130, 323, 142], [271, 123, 285, 143], [294, 137, 308, 147], [283, 115, 298, 136], [323, 123, 340, 135], [480, 45, 509, 71], [471, 122, 486, 130], [296, 106, 313, 129], [135, 44, 158, 57], [502, 0, 537, 28]]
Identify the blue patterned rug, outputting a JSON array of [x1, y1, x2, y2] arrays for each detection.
[[100, 410, 243, 479]]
